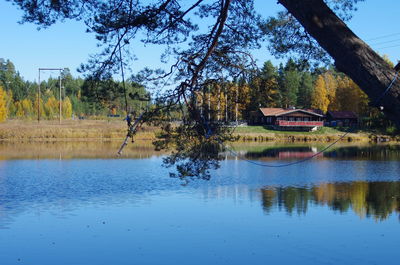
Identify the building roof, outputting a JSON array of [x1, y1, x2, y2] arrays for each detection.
[[259, 108, 323, 117], [394, 61, 400, 72], [327, 111, 358, 119]]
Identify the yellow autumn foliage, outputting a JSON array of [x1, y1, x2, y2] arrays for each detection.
[[45, 96, 59, 119], [22, 99, 33, 118], [323, 72, 339, 111], [34, 97, 46, 119], [0, 85, 7, 122], [63, 96, 73, 118], [335, 76, 369, 115], [311, 75, 330, 112]]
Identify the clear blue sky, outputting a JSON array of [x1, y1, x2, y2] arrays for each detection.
[[1, 0, 399, 81]]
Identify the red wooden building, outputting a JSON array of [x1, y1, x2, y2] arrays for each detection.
[[249, 108, 324, 131]]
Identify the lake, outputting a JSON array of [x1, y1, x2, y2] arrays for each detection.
[[0, 142, 399, 265]]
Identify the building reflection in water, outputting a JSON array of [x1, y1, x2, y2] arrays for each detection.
[[244, 144, 400, 161]]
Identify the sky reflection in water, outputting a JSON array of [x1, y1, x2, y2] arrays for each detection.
[[0, 143, 399, 265]]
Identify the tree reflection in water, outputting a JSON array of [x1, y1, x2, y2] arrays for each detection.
[[261, 182, 400, 221]]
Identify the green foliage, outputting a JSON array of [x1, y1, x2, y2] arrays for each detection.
[[0, 58, 152, 119], [8, 0, 370, 181], [249, 60, 279, 111], [263, 1, 365, 66], [280, 69, 301, 107], [297, 72, 313, 108]]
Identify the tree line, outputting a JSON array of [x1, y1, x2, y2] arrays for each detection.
[[0, 58, 149, 122], [196, 58, 393, 130], [0, 57, 393, 130]]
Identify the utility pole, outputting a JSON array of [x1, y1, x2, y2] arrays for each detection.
[[208, 85, 211, 121], [38, 69, 41, 123], [235, 84, 238, 125], [217, 85, 221, 121], [38, 68, 64, 123], [59, 70, 62, 124], [225, 86, 228, 123]]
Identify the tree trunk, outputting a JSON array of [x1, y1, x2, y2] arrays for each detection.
[[278, 0, 400, 126]]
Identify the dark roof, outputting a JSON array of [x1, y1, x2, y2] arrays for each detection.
[[259, 108, 323, 117], [305, 109, 324, 115], [327, 111, 358, 119], [394, 61, 400, 72]]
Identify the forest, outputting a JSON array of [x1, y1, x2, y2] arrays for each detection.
[[0, 56, 393, 132], [0, 58, 149, 121]]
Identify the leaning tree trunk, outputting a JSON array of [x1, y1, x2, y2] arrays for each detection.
[[278, 0, 400, 126]]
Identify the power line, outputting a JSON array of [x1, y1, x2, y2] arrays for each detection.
[[365, 32, 400, 42], [375, 43, 400, 50], [370, 38, 400, 46]]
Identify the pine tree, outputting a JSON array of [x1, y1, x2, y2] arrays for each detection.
[[249, 61, 279, 110], [297, 72, 313, 108], [279, 68, 301, 108]]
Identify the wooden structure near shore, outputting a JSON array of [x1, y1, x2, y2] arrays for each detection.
[[249, 108, 324, 131]]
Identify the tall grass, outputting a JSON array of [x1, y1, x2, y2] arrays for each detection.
[[0, 120, 156, 141]]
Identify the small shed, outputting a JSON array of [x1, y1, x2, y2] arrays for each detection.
[[326, 111, 358, 127]]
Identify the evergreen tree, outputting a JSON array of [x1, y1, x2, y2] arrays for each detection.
[[249, 60, 279, 111], [0, 59, 26, 101], [280, 69, 301, 108], [297, 72, 313, 108]]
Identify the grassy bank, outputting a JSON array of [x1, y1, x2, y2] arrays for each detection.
[[232, 126, 400, 143], [0, 120, 397, 143], [0, 120, 155, 141]]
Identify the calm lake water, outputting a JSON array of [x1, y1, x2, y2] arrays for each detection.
[[0, 142, 399, 265]]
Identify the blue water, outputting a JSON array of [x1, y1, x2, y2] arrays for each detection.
[[0, 155, 399, 265]]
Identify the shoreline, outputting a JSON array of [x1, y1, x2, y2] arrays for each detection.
[[0, 120, 397, 143]]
